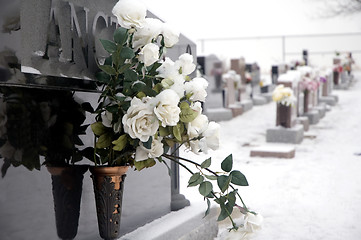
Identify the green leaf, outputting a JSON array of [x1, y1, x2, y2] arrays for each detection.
[[104, 56, 113, 66], [95, 71, 110, 84], [217, 175, 232, 193], [124, 69, 138, 82], [91, 122, 107, 136], [96, 132, 112, 149], [112, 134, 127, 151], [199, 181, 213, 197], [221, 154, 233, 172], [164, 139, 175, 148], [204, 198, 211, 218], [201, 158, 211, 169], [205, 175, 217, 181], [179, 101, 198, 123], [188, 172, 204, 187], [217, 202, 234, 221], [114, 27, 128, 44], [112, 51, 121, 69], [159, 126, 170, 137], [118, 63, 132, 74], [172, 123, 184, 142], [230, 170, 249, 186], [142, 136, 152, 150], [120, 47, 135, 59], [134, 158, 156, 171], [106, 105, 119, 114], [153, 83, 163, 93], [227, 191, 236, 206], [99, 39, 117, 53], [99, 65, 116, 75]]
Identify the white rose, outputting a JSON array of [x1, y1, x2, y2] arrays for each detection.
[[175, 53, 196, 76], [157, 57, 179, 80], [243, 212, 263, 233], [135, 137, 164, 161], [187, 114, 208, 139], [184, 77, 209, 102], [199, 121, 220, 153], [139, 43, 159, 67], [122, 97, 158, 142], [132, 18, 163, 50], [190, 101, 202, 115], [161, 23, 179, 47], [112, 0, 147, 29], [189, 140, 201, 154], [154, 89, 180, 127], [169, 75, 186, 98]]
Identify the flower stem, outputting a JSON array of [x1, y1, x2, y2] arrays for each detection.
[[162, 154, 194, 175]]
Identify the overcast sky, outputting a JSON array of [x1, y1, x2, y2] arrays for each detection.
[[140, 0, 361, 40], [140, 0, 361, 69]]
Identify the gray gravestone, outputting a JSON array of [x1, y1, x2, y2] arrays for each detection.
[[0, 1, 204, 238]]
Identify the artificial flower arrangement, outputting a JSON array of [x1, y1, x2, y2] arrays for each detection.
[[333, 64, 343, 73], [272, 84, 296, 106], [319, 75, 327, 84], [0, 87, 88, 177], [299, 76, 319, 93], [86, 0, 259, 232]]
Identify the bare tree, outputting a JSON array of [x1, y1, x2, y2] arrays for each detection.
[[319, 0, 361, 16]]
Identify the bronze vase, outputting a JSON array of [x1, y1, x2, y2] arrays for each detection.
[[47, 165, 89, 240], [90, 166, 129, 240]]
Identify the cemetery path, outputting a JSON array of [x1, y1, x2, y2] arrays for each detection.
[[181, 72, 361, 240]]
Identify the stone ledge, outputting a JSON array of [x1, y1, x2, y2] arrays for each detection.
[[252, 95, 267, 105], [228, 105, 243, 117], [239, 99, 253, 112], [334, 82, 349, 90], [261, 92, 273, 103], [296, 116, 309, 131], [303, 110, 320, 125], [313, 104, 326, 119], [266, 124, 304, 144], [250, 144, 296, 158], [319, 96, 336, 106], [119, 204, 218, 240], [205, 108, 233, 122]]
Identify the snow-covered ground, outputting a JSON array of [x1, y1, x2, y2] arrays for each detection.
[[1, 72, 360, 240], [179, 71, 361, 239]]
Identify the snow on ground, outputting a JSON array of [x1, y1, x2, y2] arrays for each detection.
[[179, 72, 361, 240]]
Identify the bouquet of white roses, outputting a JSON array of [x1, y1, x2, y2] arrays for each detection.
[[87, 0, 258, 231]]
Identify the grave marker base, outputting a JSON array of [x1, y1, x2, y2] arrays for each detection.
[[261, 92, 273, 103], [252, 95, 268, 105], [296, 116, 309, 131], [205, 108, 233, 122], [334, 82, 350, 90], [313, 103, 327, 119], [303, 110, 320, 125], [266, 124, 304, 144], [239, 100, 253, 112], [250, 145, 296, 158], [319, 96, 336, 106]]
